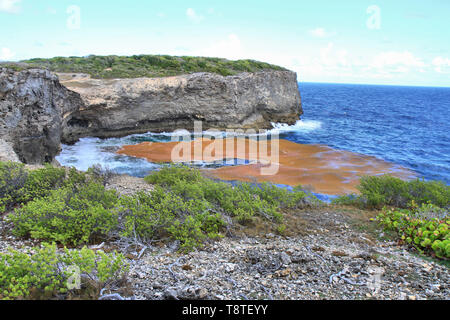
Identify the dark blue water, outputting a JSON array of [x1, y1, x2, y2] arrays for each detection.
[[283, 83, 450, 184]]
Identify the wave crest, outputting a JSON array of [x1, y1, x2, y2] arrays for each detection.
[[269, 120, 322, 134]]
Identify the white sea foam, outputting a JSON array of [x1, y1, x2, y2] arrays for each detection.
[[56, 137, 159, 177], [269, 120, 322, 134]]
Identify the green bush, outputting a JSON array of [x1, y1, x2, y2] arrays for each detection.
[[336, 175, 450, 209], [145, 165, 313, 224], [18, 165, 66, 203], [1, 162, 116, 214], [332, 194, 361, 206], [167, 213, 224, 252], [118, 187, 224, 251], [22, 55, 287, 79], [8, 181, 119, 245], [0, 162, 27, 213], [0, 243, 128, 300], [376, 203, 449, 259]]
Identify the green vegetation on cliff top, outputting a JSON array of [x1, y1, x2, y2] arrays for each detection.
[[13, 55, 287, 79]]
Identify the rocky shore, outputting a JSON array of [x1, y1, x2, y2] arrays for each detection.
[[1, 67, 302, 165]]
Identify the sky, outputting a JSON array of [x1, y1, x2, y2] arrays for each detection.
[[1, 0, 449, 87]]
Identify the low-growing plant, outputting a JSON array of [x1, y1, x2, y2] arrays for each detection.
[[332, 194, 361, 207], [167, 212, 225, 252], [8, 181, 119, 245], [22, 55, 287, 79], [335, 175, 449, 209], [144, 165, 313, 225], [18, 164, 66, 203], [118, 187, 225, 251], [376, 203, 449, 259], [1, 162, 118, 214], [0, 161, 27, 213], [0, 243, 128, 300]]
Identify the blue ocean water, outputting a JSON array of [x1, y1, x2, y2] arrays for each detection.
[[283, 83, 450, 184], [57, 82, 450, 185]]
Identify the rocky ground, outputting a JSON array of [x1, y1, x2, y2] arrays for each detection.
[[1, 174, 448, 300], [105, 174, 154, 196], [123, 211, 449, 301]]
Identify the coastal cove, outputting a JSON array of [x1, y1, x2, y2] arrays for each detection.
[[2, 1, 450, 303], [56, 82, 450, 197]]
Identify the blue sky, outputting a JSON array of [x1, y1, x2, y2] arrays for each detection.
[[1, 0, 449, 86]]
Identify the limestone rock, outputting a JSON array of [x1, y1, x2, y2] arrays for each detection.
[[61, 71, 303, 142], [0, 68, 83, 164]]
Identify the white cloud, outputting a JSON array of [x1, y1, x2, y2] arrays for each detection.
[[310, 28, 326, 38], [432, 56, 450, 73], [200, 34, 243, 60], [0, 47, 15, 61], [186, 8, 204, 23], [309, 28, 335, 38], [0, 0, 21, 13], [370, 51, 425, 70]]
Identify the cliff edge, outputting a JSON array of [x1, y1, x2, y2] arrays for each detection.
[[1, 66, 302, 164], [60, 70, 302, 143]]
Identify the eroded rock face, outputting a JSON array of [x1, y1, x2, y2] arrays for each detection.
[[0, 68, 83, 164], [0, 68, 302, 164], [61, 71, 302, 142]]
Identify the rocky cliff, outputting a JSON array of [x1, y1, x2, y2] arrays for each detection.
[[60, 71, 302, 143], [0, 68, 83, 163], [1, 67, 302, 163]]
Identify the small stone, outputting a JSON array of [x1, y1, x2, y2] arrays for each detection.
[[280, 252, 292, 265], [276, 268, 292, 277], [182, 264, 193, 271], [198, 288, 208, 299], [332, 251, 348, 257], [224, 263, 237, 272], [163, 288, 178, 300]]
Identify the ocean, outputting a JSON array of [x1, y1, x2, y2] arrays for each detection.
[[292, 83, 450, 184], [56, 82, 450, 188]]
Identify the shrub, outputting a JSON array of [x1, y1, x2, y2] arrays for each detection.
[[118, 187, 225, 251], [1, 162, 116, 214], [0, 243, 128, 300], [18, 165, 66, 203], [337, 175, 450, 209], [145, 165, 313, 224], [376, 203, 449, 259], [145, 165, 203, 187], [332, 194, 361, 206], [8, 181, 119, 245], [22, 55, 287, 79], [0, 162, 27, 213], [167, 213, 224, 252]]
